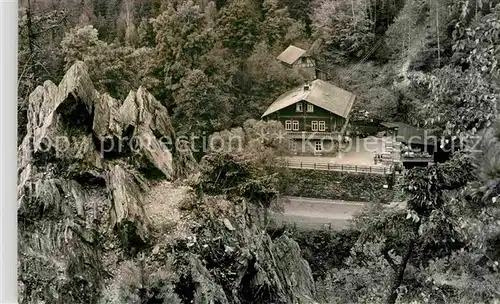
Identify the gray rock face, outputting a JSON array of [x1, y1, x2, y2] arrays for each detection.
[[17, 61, 186, 303], [20, 61, 176, 180], [18, 60, 183, 237]]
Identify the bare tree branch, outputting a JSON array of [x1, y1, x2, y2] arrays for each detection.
[[382, 248, 398, 272]]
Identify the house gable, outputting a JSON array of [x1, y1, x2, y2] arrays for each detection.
[[262, 79, 356, 119], [264, 100, 348, 133], [277, 100, 337, 117]]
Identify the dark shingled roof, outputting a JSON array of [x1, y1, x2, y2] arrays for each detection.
[[262, 79, 356, 118]]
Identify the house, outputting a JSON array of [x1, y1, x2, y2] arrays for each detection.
[[277, 45, 317, 80], [380, 122, 456, 169], [262, 79, 356, 155]]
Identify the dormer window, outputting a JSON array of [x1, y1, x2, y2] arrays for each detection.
[[296, 103, 303, 112], [307, 104, 314, 112]]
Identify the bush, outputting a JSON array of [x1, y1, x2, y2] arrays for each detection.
[[280, 169, 394, 202]]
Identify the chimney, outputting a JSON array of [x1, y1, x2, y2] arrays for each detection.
[[303, 83, 310, 91]]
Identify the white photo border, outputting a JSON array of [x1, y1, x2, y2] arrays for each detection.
[[0, 0, 19, 303]]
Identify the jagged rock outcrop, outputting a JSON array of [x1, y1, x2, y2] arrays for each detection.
[[18, 61, 316, 304], [17, 61, 190, 303]]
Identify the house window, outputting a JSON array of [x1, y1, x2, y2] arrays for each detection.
[[296, 103, 303, 112], [284, 120, 292, 131], [292, 120, 299, 131], [288, 140, 296, 151], [319, 121, 326, 131], [315, 140, 323, 152], [307, 104, 314, 112], [311, 121, 318, 131]]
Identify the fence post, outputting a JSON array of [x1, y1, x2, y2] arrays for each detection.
[[355, 165, 358, 172], [301, 162, 302, 168], [370, 166, 372, 173], [328, 163, 330, 170], [341, 164, 343, 171], [384, 167, 386, 175], [314, 163, 316, 169]]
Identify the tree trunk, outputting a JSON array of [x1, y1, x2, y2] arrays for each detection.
[[386, 223, 420, 304], [27, 0, 34, 55], [385, 238, 415, 304]]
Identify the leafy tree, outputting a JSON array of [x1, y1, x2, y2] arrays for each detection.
[[216, 0, 261, 56], [281, 0, 313, 34], [151, 1, 215, 104], [199, 42, 240, 82], [452, 4, 500, 82], [196, 119, 289, 211], [260, 0, 307, 48], [61, 25, 158, 99], [60, 25, 102, 69], [419, 66, 497, 137], [117, 0, 139, 47], [396, 122, 500, 303], [173, 69, 234, 138], [311, 0, 375, 61], [137, 17, 155, 47], [318, 154, 476, 303], [413, 4, 500, 138]]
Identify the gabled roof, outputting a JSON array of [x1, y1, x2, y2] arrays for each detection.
[[262, 79, 356, 118], [277, 45, 307, 65], [381, 122, 437, 146]]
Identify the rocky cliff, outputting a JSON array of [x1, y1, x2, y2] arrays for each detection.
[[17, 62, 316, 303]]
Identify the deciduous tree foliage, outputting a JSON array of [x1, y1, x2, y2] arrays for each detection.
[[215, 0, 261, 56], [152, 1, 215, 101], [196, 119, 288, 208], [260, 0, 307, 49], [173, 69, 234, 137], [61, 25, 158, 99], [312, 0, 375, 61]]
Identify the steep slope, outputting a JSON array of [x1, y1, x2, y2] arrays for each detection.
[[17, 61, 184, 303], [17, 61, 316, 304]]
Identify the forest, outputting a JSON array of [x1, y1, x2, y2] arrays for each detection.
[[17, 0, 500, 303]]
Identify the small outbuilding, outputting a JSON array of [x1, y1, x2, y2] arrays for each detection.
[[277, 45, 317, 80]]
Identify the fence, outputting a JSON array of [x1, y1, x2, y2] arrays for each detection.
[[284, 160, 397, 175]]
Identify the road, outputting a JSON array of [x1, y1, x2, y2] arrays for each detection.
[[272, 196, 405, 230]]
